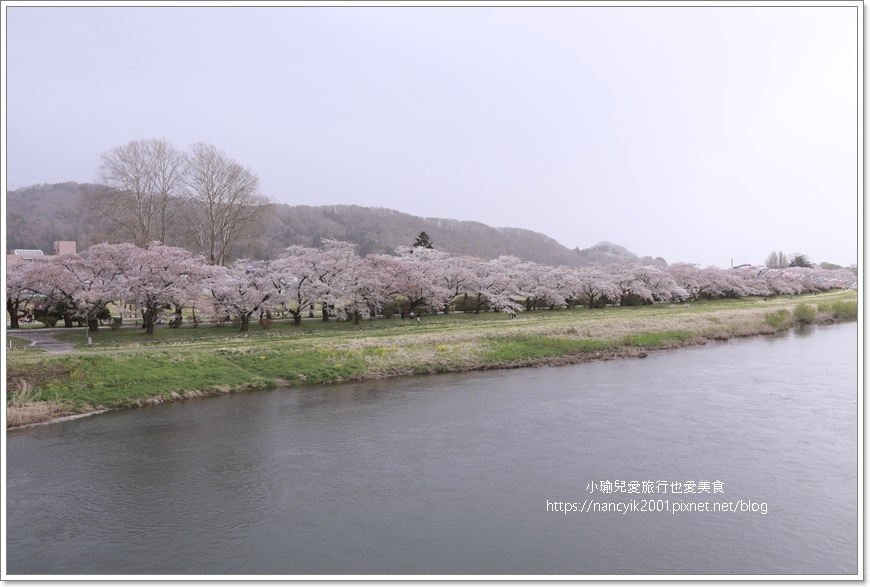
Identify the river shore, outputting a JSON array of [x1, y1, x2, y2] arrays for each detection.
[[6, 292, 858, 429]]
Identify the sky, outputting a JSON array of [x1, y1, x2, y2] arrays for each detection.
[[2, 1, 861, 268]]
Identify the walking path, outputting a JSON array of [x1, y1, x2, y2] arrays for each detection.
[[7, 329, 79, 354]]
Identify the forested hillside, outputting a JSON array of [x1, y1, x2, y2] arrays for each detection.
[[5, 182, 663, 266], [6, 182, 91, 254]]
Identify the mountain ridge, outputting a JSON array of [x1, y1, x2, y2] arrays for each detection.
[[5, 182, 666, 267]]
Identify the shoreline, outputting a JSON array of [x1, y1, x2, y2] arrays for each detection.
[[7, 306, 855, 430], [3, 341, 675, 430]]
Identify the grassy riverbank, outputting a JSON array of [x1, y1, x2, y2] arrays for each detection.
[[6, 291, 858, 428]]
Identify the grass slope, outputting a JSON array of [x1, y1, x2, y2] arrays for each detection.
[[6, 291, 857, 428]]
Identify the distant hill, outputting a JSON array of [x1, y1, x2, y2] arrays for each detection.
[[269, 203, 590, 266], [5, 182, 665, 267], [5, 182, 91, 254], [573, 241, 668, 267]]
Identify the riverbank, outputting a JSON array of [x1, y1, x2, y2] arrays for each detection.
[[6, 292, 858, 428]]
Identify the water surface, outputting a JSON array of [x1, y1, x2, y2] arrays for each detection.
[[6, 323, 858, 576]]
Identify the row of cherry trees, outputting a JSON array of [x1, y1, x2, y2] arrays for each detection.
[[6, 241, 857, 332]]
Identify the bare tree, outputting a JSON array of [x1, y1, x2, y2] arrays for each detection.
[[180, 143, 272, 266], [88, 138, 185, 246], [764, 251, 789, 269]]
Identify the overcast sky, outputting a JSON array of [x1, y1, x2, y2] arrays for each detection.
[[2, 2, 861, 268]]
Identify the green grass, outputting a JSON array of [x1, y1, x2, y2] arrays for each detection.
[[11, 352, 274, 408], [484, 335, 617, 363], [40, 290, 857, 348], [5, 336, 46, 355], [7, 351, 276, 410], [5, 347, 47, 356], [216, 346, 369, 384], [50, 313, 484, 345], [7, 289, 858, 426], [792, 303, 817, 325], [623, 330, 693, 346], [763, 309, 793, 330], [827, 300, 859, 320]]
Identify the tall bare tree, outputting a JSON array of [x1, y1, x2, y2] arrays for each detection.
[[764, 250, 789, 269], [88, 138, 185, 246], [180, 143, 272, 266]]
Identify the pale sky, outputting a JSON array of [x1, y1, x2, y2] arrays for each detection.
[[2, 1, 861, 268]]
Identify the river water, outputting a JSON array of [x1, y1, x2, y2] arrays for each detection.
[[5, 322, 858, 576]]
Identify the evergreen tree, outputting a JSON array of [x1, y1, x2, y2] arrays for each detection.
[[413, 231, 434, 249], [789, 254, 812, 268]]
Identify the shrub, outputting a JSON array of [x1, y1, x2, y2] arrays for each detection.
[[577, 296, 607, 308], [830, 300, 858, 320], [792, 303, 817, 325], [36, 316, 58, 328], [763, 309, 792, 330], [453, 296, 486, 313], [620, 293, 645, 307]]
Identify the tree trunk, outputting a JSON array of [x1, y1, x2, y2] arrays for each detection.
[[354, 310, 361, 325], [321, 303, 330, 322], [7, 300, 20, 329], [87, 317, 99, 333], [293, 311, 302, 326], [240, 313, 251, 332], [174, 305, 184, 327], [143, 309, 156, 335]]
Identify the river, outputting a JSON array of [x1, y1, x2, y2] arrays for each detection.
[[5, 322, 858, 576]]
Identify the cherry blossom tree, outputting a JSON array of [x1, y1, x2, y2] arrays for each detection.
[[439, 255, 475, 314], [460, 257, 521, 315], [206, 260, 277, 331], [123, 244, 209, 334], [666, 263, 705, 301], [727, 267, 770, 297], [463, 258, 501, 314], [10, 239, 856, 337], [6, 260, 40, 329], [614, 264, 687, 304], [507, 261, 574, 311], [373, 246, 453, 315], [314, 240, 359, 321], [535, 265, 577, 309], [490, 256, 534, 311], [75, 243, 139, 331], [272, 245, 327, 325], [22, 258, 80, 328], [338, 255, 391, 324], [694, 266, 748, 299], [26, 244, 135, 332], [574, 265, 622, 308]]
